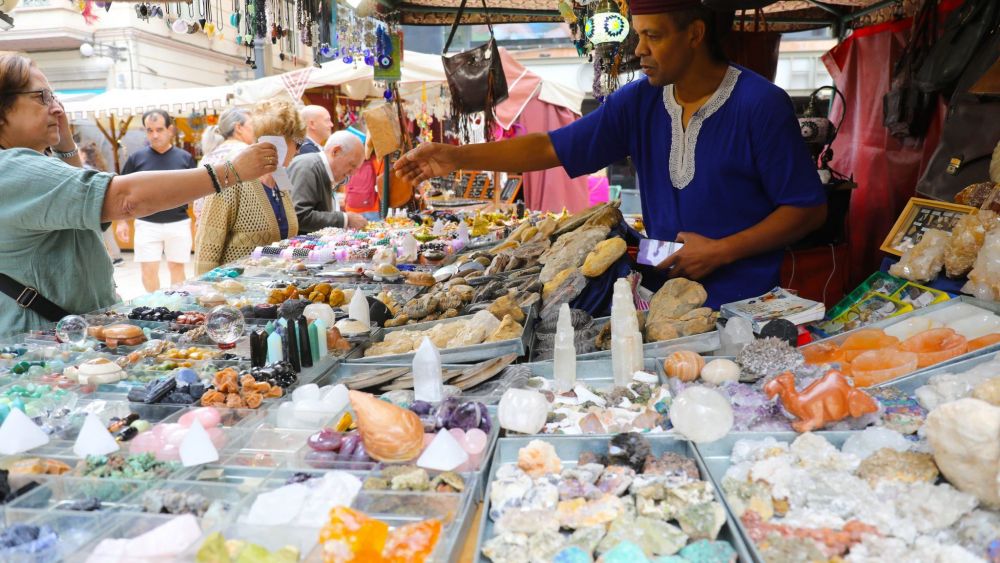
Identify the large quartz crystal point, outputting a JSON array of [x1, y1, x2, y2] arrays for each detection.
[[553, 303, 577, 392], [925, 397, 1000, 508], [413, 336, 444, 403]]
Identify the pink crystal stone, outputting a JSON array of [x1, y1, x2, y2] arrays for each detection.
[[205, 426, 226, 448], [463, 428, 488, 456], [178, 407, 222, 428], [448, 428, 466, 445], [129, 431, 160, 455], [158, 443, 181, 461], [423, 433, 435, 448]]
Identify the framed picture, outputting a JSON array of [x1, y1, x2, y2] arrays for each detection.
[[880, 198, 978, 256], [500, 175, 522, 203]]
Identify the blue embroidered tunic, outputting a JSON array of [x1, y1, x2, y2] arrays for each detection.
[[550, 65, 826, 308]]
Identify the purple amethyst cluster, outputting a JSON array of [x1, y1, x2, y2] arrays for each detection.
[[410, 397, 491, 434]]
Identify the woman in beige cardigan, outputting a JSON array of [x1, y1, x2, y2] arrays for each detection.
[[195, 100, 302, 274]]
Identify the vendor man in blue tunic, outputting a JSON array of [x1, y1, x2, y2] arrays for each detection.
[[395, 0, 827, 309]]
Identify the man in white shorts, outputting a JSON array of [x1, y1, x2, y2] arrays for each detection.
[[117, 110, 197, 292]]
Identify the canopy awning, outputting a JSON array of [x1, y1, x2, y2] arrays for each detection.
[[62, 85, 235, 120]]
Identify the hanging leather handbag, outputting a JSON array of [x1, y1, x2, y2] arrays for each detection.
[[916, 30, 1000, 201], [441, 0, 508, 138]]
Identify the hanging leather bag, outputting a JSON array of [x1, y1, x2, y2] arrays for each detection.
[[883, 0, 938, 139], [441, 0, 508, 138], [914, 0, 1000, 94], [916, 29, 1000, 201]]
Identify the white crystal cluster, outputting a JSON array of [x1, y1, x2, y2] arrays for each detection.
[[915, 355, 1000, 410], [724, 432, 995, 559]]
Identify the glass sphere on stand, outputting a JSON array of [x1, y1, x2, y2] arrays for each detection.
[[205, 305, 245, 349]]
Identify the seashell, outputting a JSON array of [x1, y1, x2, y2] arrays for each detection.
[[663, 351, 705, 382], [349, 390, 424, 462]]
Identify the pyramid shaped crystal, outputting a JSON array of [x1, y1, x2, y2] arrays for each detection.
[[417, 428, 469, 472], [179, 419, 219, 467], [0, 408, 50, 455], [73, 413, 120, 458]]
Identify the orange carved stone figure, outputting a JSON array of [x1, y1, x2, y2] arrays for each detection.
[[764, 371, 879, 432]]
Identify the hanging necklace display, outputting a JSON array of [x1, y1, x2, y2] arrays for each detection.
[[374, 24, 393, 70], [331, 4, 379, 67], [230, 0, 240, 29]]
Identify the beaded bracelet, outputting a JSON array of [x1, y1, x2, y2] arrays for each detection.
[[203, 164, 222, 193]]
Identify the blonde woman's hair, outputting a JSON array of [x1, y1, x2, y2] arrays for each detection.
[[251, 100, 305, 141]]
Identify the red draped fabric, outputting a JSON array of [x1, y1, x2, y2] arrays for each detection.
[[821, 3, 963, 286]]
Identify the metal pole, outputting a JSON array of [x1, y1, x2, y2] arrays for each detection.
[[381, 155, 392, 219], [254, 41, 266, 79]]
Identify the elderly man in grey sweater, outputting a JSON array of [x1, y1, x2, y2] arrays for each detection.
[[288, 130, 368, 233]]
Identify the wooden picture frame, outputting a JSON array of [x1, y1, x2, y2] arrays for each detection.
[[880, 197, 978, 257]]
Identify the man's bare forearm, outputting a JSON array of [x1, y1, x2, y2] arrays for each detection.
[[451, 133, 561, 172], [719, 204, 828, 264]]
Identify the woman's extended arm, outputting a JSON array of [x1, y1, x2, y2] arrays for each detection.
[[100, 142, 277, 222]]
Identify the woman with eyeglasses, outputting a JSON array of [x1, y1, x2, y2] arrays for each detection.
[[0, 54, 279, 334], [194, 99, 301, 275]]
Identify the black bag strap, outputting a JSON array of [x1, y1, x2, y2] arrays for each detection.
[[0, 273, 70, 323], [443, 0, 495, 55]]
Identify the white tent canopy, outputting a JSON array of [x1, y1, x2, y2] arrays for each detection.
[[63, 85, 235, 120], [64, 50, 584, 119]]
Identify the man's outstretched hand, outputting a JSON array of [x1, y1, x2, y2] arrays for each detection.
[[393, 143, 457, 183]]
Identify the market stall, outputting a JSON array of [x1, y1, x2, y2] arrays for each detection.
[[2, 0, 999, 560]]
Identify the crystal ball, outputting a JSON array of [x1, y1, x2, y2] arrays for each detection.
[[205, 305, 245, 345], [55, 315, 89, 347], [669, 386, 734, 443]]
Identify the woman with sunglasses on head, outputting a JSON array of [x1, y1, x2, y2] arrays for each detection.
[[194, 99, 302, 275], [0, 54, 278, 334]]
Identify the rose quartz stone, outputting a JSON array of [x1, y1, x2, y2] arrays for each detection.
[[129, 431, 159, 455], [158, 443, 181, 461], [179, 407, 222, 428], [448, 428, 466, 445], [463, 428, 488, 456]]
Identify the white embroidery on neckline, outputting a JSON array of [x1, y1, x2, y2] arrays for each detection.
[[662, 66, 742, 189]]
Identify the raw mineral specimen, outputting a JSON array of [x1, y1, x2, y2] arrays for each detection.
[[539, 227, 610, 283], [557, 494, 627, 529], [597, 540, 650, 563], [552, 546, 594, 563], [925, 397, 1000, 508], [677, 502, 727, 541], [642, 452, 700, 479], [517, 440, 562, 478], [973, 376, 1000, 406], [582, 237, 627, 277], [482, 532, 529, 563], [841, 426, 911, 460], [740, 510, 878, 558], [944, 210, 999, 278], [566, 526, 607, 555], [720, 478, 774, 520], [607, 432, 651, 472], [596, 466, 635, 496], [495, 508, 560, 535], [889, 228, 949, 282], [597, 516, 688, 557], [890, 481, 979, 532], [529, 529, 568, 561], [677, 539, 738, 563], [737, 338, 804, 382], [856, 448, 939, 486]]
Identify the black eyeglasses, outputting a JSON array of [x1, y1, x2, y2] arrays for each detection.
[[10, 89, 56, 106]]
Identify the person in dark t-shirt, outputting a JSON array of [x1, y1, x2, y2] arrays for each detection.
[[117, 109, 197, 292]]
